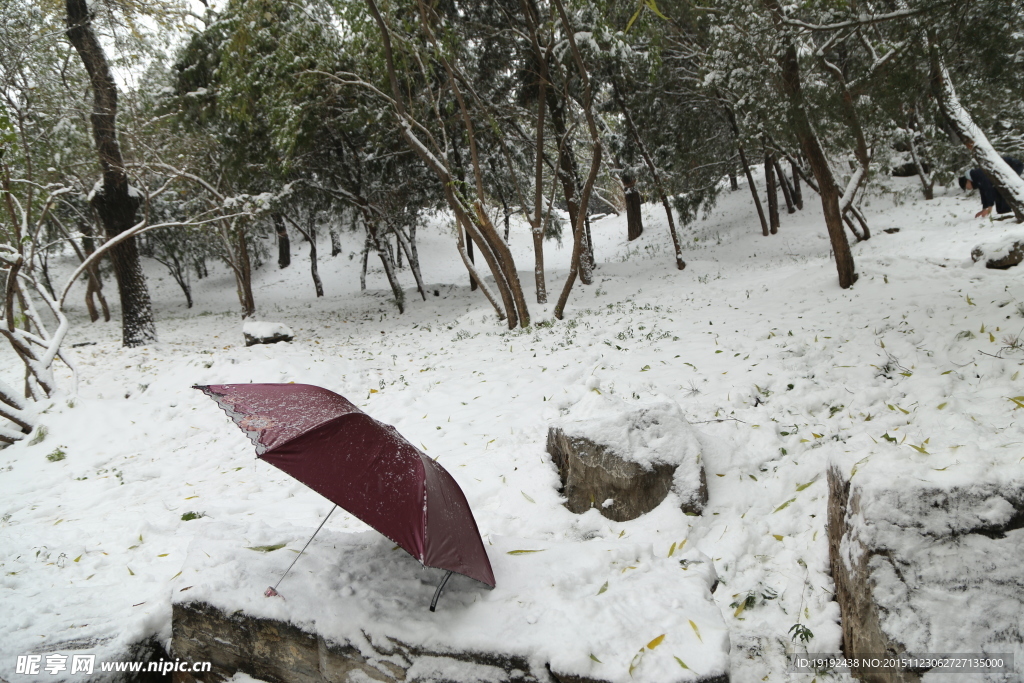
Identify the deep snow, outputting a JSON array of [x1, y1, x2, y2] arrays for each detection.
[[3, 172, 1024, 682]]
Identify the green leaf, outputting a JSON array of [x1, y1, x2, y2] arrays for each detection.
[[629, 648, 644, 676], [645, 0, 669, 20], [937, 403, 947, 410], [674, 656, 689, 670], [689, 620, 702, 642], [668, 542, 676, 557], [507, 549, 544, 555], [773, 498, 796, 513], [127, 566, 134, 576], [590, 654, 602, 663], [246, 543, 286, 553], [521, 491, 536, 503], [597, 581, 608, 595], [73, 555, 82, 563], [795, 478, 817, 492], [851, 456, 870, 477]]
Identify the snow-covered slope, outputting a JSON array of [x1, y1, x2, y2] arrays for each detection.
[[3, 175, 1023, 682]]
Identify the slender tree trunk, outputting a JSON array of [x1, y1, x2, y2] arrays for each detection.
[[521, 0, 549, 303], [360, 231, 370, 291], [65, 0, 156, 346], [281, 214, 323, 297], [790, 159, 803, 209], [330, 229, 342, 256], [765, 150, 780, 234], [773, 157, 796, 213], [767, 2, 856, 287], [729, 169, 739, 191], [367, 219, 404, 312], [740, 145, 769, 236], [393, 224, 426, 300], [552, 0, 602, 318], [235, 223, 256, 317], [546, 85, 593, 285], [613, 82, 684, 269], [624, 175, 643, 241], [274, 213, 291, 268]]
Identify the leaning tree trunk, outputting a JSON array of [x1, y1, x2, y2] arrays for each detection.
[[928, 34, 1024, 222], [773, 156, 796, 213], [552, 0, 602, 319], [281, 214, 323, 297], [547, 85, 594, 285], [767, 2, 857, 288], [613, 82, 684, 269], [65, 0, 156, 346]]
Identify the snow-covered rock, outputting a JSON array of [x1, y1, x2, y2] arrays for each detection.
[[547, 394, 707, 521], [242, 321, 295, 347], [827, 460, 1024, 682], [171, 520, 730, 683]]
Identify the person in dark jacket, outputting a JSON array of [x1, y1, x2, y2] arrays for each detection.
[[959, 156, 1024, 218]]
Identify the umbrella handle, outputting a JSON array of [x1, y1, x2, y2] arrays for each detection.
[[429, 570, 454, 612]]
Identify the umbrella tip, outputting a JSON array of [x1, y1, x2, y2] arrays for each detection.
[[264, 586, 281, 598]]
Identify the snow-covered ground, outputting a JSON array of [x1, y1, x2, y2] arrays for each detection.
[[3, 173, 1023, 682]]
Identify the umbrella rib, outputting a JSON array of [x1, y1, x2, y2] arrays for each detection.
[[272, 504, 338, 593]]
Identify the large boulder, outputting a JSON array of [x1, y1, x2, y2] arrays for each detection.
[[547, 395, 707, 521], [827, 461, 1024, 682]]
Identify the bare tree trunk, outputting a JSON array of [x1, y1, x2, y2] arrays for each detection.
[[765, 149, 780, 234], [613, 82, 684, 269], [368, 219, 404, 313], [330, 229, 342, 256], [928, 34, 1023, 221], [521, 0, 549, 304], [274, 213, 291, 268], [281, 214, 323, 297], [740, 144, 769, 236], [767, 1, 857, 288], [65, 0, 156, 346], [235, 223, 256, 317], [790, 159, 803, 209], [624, 175, 643, 241], [546, 84, 593, 285], [552, 0, 602, 319], [393, 224, 426, 300], [773, 156, 796, 213], [360, 231, 370, 291], [729, 169, 739, 191]]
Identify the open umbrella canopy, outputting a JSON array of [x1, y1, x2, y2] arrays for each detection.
[[195, 383, 495, 588]]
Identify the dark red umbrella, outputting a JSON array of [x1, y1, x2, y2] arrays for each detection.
[[194, 383, 495, 596]]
